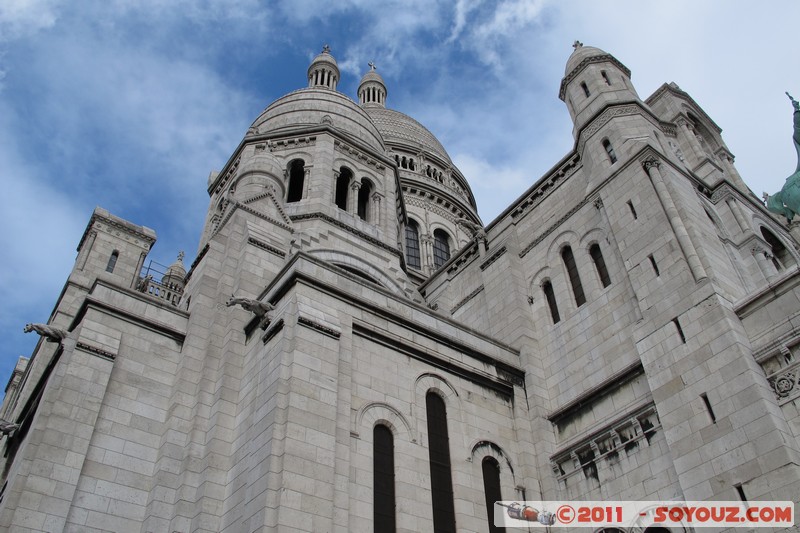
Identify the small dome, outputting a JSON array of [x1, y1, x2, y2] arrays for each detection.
[[307, 45, 340, 90], [162, 252, 187, 288], [565, 41, 607, 76], [359, 69, 385, 87], [358, 63, 387, 107]]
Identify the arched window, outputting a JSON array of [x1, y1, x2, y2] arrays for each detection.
[[433, 229, 451, 269], [335, 167, 352, 210], [562, 246, 586, 306], [426, 392, 456, 533], [581, 81, 590, 97], [482, 457, 502, 533], [374, 424, 396, 533], [358, 178, 373, 221], [589, 244, 611, 287], [761, 227, 795, 270], [405, 220, 421, 269], [106, 250, 119, 273], [542, 280, 560, 324], [602, 139, 617, 164], [287, 159, 305, 203], [601, 70, 611, 85]]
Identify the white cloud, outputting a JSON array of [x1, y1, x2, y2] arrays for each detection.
[[0, 0, 59, 40]]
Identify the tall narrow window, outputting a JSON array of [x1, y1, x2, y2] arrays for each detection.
[[287, 159, 305, 203], [761, 227, 795, 270], [335, 167, 352, 210], [405, 220, 421, 269], [589, 244, 611, 287], [427, 392, 456, 533], [374, 424, 396, 533], [581, 81, 590, 97], [602, 139, 617, 164], [627, 200, 637, 219], [358, 178, 373, 221], [542, 281, 560, 324], [562, 246, 586, 306], [433, 229, 451, 269], [601, 70, 611, 85], [482, 457, 502, 533], [106, 250, 119, 273]]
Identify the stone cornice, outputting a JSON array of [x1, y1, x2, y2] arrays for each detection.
[[77, 208, 156, 253], [450, 284, 484, 315], [289, 212, 402, 258]]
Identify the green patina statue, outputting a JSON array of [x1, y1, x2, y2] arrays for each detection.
[[764, 92, 800, 221]]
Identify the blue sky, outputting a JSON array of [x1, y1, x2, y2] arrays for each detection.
[[1, 0, 799, 383]]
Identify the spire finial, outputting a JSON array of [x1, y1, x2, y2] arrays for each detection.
[[177, 251, 185, 262], [368, 61, 376, 71], [572, 40, 583, 50], [322, 44, 330, 54]]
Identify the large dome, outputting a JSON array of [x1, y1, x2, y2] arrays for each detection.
[[251, 88, 385, 153], [365, 107, 452, 164]]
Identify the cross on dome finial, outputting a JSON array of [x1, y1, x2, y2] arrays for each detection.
[[322, 44, 330, 53], [368, 61, 376, 71], [573, 40, 583, 50], [177, 251, 185, 262]]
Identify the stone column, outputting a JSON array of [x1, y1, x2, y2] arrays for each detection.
[[302, 166, 311, 200], [752, 243, 780, 281], [677, 118, 705, 164], [348, 181, 361, 216], [643, 157, 707, 282], [371, 192, 383, 229], [726, 197, 750, 234]]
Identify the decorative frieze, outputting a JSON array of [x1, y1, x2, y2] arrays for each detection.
[[759, 343, 800, 404], [269, 135, 316, 151], [334, 139, 385, 170], [551, 404, 661, 486]]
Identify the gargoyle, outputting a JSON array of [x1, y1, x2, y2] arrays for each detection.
[[225, 296, 274, 318], [23, 323, 67, 343]]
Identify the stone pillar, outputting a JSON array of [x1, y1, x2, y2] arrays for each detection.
[[677, 118, 705, 164], [371, 192, 383, 229], [302, 166, 311, 200], [726, 197, 751, 234], [643, 157, 707, 282], [348, 181, 360, 216], [752, 243, 780, 281]]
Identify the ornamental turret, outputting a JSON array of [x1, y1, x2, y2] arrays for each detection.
[[560, 41, 641, 138], [358, 63, 387, 107], [307, 44, 339, 90]]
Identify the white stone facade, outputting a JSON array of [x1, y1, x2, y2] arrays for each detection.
[[1, 44, 799, 532]]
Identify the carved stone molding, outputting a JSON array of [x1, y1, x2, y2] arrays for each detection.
[[577, 104, 641, 152], [76, 341, 117, 361], [269, 136, 316, 151], [247, 237, 286, 258], [510, 153, 580, 221], [334, 139, 385, 170], [642, 156, 661, 172], [450, 284, 484, 315]]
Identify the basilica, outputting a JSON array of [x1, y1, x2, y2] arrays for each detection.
[[0, 43, 799, 532]]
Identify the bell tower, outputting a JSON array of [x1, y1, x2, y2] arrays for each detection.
[[560, 41, 659, 187]]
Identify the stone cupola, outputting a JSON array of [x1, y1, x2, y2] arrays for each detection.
[[307, 44, 340, 90]]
